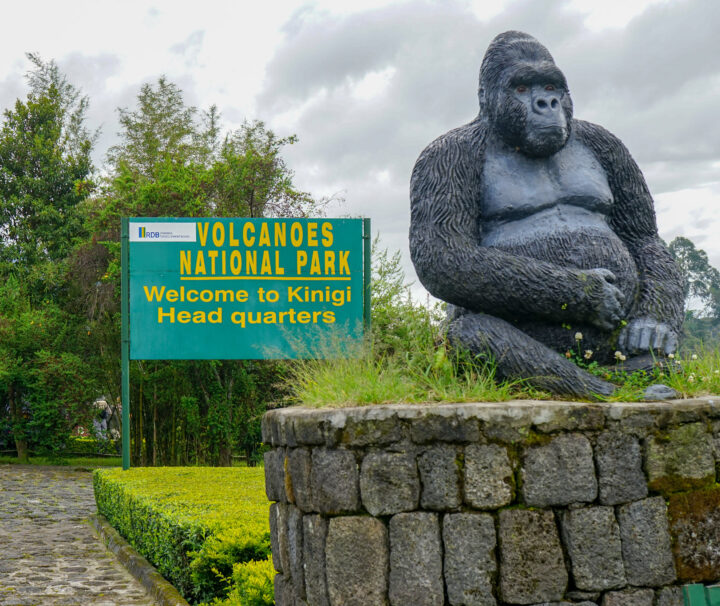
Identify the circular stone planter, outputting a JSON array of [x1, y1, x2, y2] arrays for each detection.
[[263, 398, 720, 606]]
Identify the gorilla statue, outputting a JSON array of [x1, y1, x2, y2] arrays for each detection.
[[410, 31, 684, 398]]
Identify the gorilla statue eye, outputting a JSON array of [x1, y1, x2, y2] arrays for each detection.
[[545, 84, 556, 91], [516, 85, 528, 93]]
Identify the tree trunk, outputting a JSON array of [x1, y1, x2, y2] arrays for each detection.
[[8, 386, 29, 464]]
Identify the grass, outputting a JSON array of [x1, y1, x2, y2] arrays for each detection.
[[0, 455, 121, 467]]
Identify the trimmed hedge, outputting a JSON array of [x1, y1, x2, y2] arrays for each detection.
[[93, 467, 272, 605]]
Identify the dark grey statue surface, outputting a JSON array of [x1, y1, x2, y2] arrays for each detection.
[[409, 31, 684, 398]]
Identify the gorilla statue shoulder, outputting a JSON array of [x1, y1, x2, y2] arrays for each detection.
[[409, 31, 684, 398]]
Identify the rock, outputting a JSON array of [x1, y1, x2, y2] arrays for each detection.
[[655, 587, 684, 606], [274, 573, 293, 606], [464, 443, 514, 509], [601, 588, 654, 606], [325, 516, 388, 606], [286, 505, 305, 600], [410, 410, 480, 443], [498, 509, 567, 604], [443, 512, 497, 606], [389, 512, 444, 606], [561, 506, 626, 591], [270, 502, 290, 574], [360, 452, 419, 515], [521, 434, 597, 507], [310, 448, 360, 514], [286, 448, 312, 511], [264, 447, 286, 502], [617, 497, 676, 586], [302, 515, 329, 606], [418, 445, 462, 510], [594, 431, 647, 506], [644, 384, 679, 401], [645, 422, 715, 494]]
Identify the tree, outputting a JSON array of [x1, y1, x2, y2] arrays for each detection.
[[668, 236, 720, 319], [0, 55, 95, 460]]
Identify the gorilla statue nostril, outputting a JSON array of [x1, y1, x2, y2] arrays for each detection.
[[536, 99, 547, 109], [551, 99, 559, 109]]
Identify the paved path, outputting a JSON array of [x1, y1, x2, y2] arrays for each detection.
[[0, 465, 156, 606]]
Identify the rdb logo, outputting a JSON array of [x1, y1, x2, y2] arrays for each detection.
[[138, 227, 160, 238]]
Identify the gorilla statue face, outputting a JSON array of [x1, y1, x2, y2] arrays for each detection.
[[479, 31, 574, 158]]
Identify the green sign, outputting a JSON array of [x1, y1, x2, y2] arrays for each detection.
[[126, 217, 370, 360]]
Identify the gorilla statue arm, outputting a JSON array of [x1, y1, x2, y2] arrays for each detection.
[[576, 120, 684, 352], [410, 120, 625, 331]]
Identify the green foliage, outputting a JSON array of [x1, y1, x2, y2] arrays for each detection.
[[211, 557, 274, 606], [93, 467, 270, 605]]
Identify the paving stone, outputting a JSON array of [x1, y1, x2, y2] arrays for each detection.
[[389, 512, 444, 606], [561, 506, 626, 591], [645, 422, 715, 494], [310, 448, 360, 514], [667, 487, 720, 582], [601, 588, 655, 606], [286, 447, 313, 511], [595, 431, 648, 505], [464, 443, 514, 509], [325, 516, 388, 606], [360, 451, 419, 515], [0, 465, 155, 606], [417, 445, 462, 510], [498, 508, 567, 604], [302, 514, 329, 606], [521, 433, 597, 507], [617, 496, 676, 586], [443, 512, 496, 606]]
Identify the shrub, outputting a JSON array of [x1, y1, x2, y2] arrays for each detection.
[[211, 556, 274, 606], [93, 467, 270, 604]]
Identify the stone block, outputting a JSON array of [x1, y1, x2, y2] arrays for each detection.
[[595, 431, 647, 505], [668, 487, 720, 582], [292, 414, 326, 445], [286, 448, 313, 511], [464, 443, 514, 509], [342, 415, 404, 446], [264, 447, 286, 502], [287, 505, 305, 600], [302, 515, 329, 606], [566, 591, 600, 602], [310, 449, 360, 514], [417, 445, 461, 510], [601, 588, 654, 606], [617, 496, 676, 586], [521, 434, 597, 507], [561, 506, 625, 591], [443, 512, 497, 606], [410, 411, 480, 443], [389, 512, 444, 606], [269, 502, 285, 573], [498, 509, 567, 604], [274, 573, 293, 606], [360, 452, 419, 516], [645, 422, 715, 494], [656, 587, 684, 606], [326, 516, 388, 606]]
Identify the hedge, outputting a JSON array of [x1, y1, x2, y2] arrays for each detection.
[[93, 467, 273, 605]]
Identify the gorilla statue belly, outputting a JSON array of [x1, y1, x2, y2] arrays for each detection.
[[409, 31, 684, 398]]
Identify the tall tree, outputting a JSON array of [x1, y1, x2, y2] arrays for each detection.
[[668, 236, 720, 319]]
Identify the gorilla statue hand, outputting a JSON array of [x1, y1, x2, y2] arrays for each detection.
[[581, 268, 625, 331], [618, 317, 678, 355]]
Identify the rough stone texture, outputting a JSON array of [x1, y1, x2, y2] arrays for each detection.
[[656, 587, 684, 606], [310, 448, 360, 514], [360, 452, 419, 515], [342, 414, 404, 446], [417, 445, 462, 510], [0, 465, 155, 606], [286, 505, 305, 600], [464, 443, 514, 509], [561, 506, 626, 591], [389, 512, 444, 606], [264, 447, 286, 502], [566, 591, 600, 602], [302, 515, 329, 606], [274, 574, 293, 606], [498, 509, 568, 604], [443, 513, 497, 606], [521, 434, 597, 507], [601, 588, 655, 606], [286, 447, 312, 510], [411, 410, 480, 443], [617, 497, 676, 586], [269, 502, 285, 573], [595, 431, 648, 505], [645, 422, 715, 494], [325, 516, 388, 606], [667, 488, 720, 582]]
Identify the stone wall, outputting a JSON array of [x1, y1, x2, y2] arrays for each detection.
[[262, 398, 720, 606]]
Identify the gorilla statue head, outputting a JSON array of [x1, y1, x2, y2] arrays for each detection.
[[478, 31, 574, 157]]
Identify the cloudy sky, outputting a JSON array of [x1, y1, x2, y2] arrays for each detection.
[[1, 0, 719, 292]]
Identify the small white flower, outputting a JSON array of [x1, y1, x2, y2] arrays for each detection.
[[688, 374, 696, 383], [715, 370, 720, 375], [668, 353, 675, 359], [584, 350, 593, 360], [619, 354, 626, 361], [692, 354, 698, 360], [614, 351, 624, 360], [574, 332, 583, 341]]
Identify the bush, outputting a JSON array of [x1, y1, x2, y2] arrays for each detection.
[[211, 557, 274, 606], [93, 467, 270, 604]]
